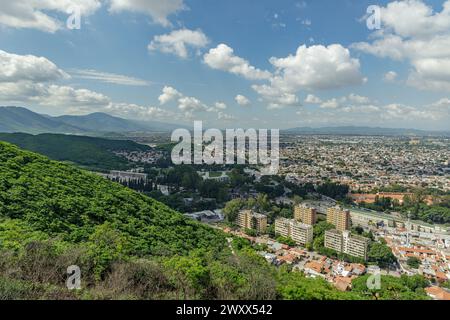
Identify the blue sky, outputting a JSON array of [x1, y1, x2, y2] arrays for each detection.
[[0, 0, 449, 130]]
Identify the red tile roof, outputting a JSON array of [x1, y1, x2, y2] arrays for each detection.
[[425, 287, 450, 300]]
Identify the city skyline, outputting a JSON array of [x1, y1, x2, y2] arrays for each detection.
[[1, 0, 450, 130]]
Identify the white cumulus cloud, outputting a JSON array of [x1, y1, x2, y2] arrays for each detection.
[[353, 0, 450, 91], [268, 44, 366, 92], [348, 93, 371, 104], [0, 50, 69, 82], [214, 102, 227, 110], [158, 86, 182, 105], [203, 44, 272, 80], [157, 86, 237, 121], [108, 0, 186, 27], [178, 96, 205, 112], [148, 29, 209, 59], [384, 71, 398, 82], [252, 84, 299, 109], [0, 81, 111, 109], [235, 94, 251, 106], [304, 94, 322, 104], [251, 44, 365, 109], [0, 0, 101, 32], [320, 98, 340, 109]]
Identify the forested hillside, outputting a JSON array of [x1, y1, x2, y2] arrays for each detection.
[[0, 106, 179, 134], [0, 133, 151, 171], [0, 142, 430, 300], [0, 106, 84, 134]]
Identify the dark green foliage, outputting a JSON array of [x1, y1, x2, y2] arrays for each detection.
[[368, 242, 397, 268], [277, 268, 363, 300], [0, 133, 151, 171], [404, 190, 450, 224], [0, 141, 226, 259], [407, 257, 421, 269], [316, 182, 349, 201], [254, 183, 285, 199], [363, 196, 394, 212], [312, 221, 335, 252], [441, 281, 450, 289], [415, 206, 450, 224], [199, 180, 229, 203], [352, 274, 429, 300], [313, 221, 335, 238], [244, 228, 257, 237], [275, 236, 296, 247], [223, 199, 246, 223], [154, 165, 229, 206], [358, 189, 450, 225]]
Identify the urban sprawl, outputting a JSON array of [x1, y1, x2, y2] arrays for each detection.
[[102, 134, 450, 300]]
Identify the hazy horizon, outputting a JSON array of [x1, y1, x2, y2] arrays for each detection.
[[2, 105, 450, 133]]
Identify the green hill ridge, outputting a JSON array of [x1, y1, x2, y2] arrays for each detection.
[[0, 141, 224, 255], [0, 106, 181, 134], [0, 106, 84, 134], [0, 132, 151, 171]]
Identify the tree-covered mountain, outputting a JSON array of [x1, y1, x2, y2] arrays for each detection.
[[0, 107, 84, 134], [0, 106, 180, 134], [55, 112, 180, 133], [0, 141, 225, 253], [0, 141, 229, 287], [0, 132, 151, 171]]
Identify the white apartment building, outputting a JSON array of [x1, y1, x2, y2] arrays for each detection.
[[275, 218, 313, 246], [325, 229, 370, 260]]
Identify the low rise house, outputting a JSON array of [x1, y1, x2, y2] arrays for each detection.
[[425, 287, 450, 300], [334, 276, 353, 292]]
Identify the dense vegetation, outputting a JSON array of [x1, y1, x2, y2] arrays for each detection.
[[0, 142, 430, 300], [0, 106, 83, 134], [358, 189, 450, 224], [0, 142, 225, 268], [407, 257, 421, 269], [0, 133, 151, 171], [352, 274, 430, 300], [316, 182, 350, 201], [143, 165, 231, 212], [402, 192, 450, 224]]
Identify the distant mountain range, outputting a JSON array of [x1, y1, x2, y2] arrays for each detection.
[[283, 126, 450, 137], [2, 106, 449, 137], [0, 106, 180, 134]]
